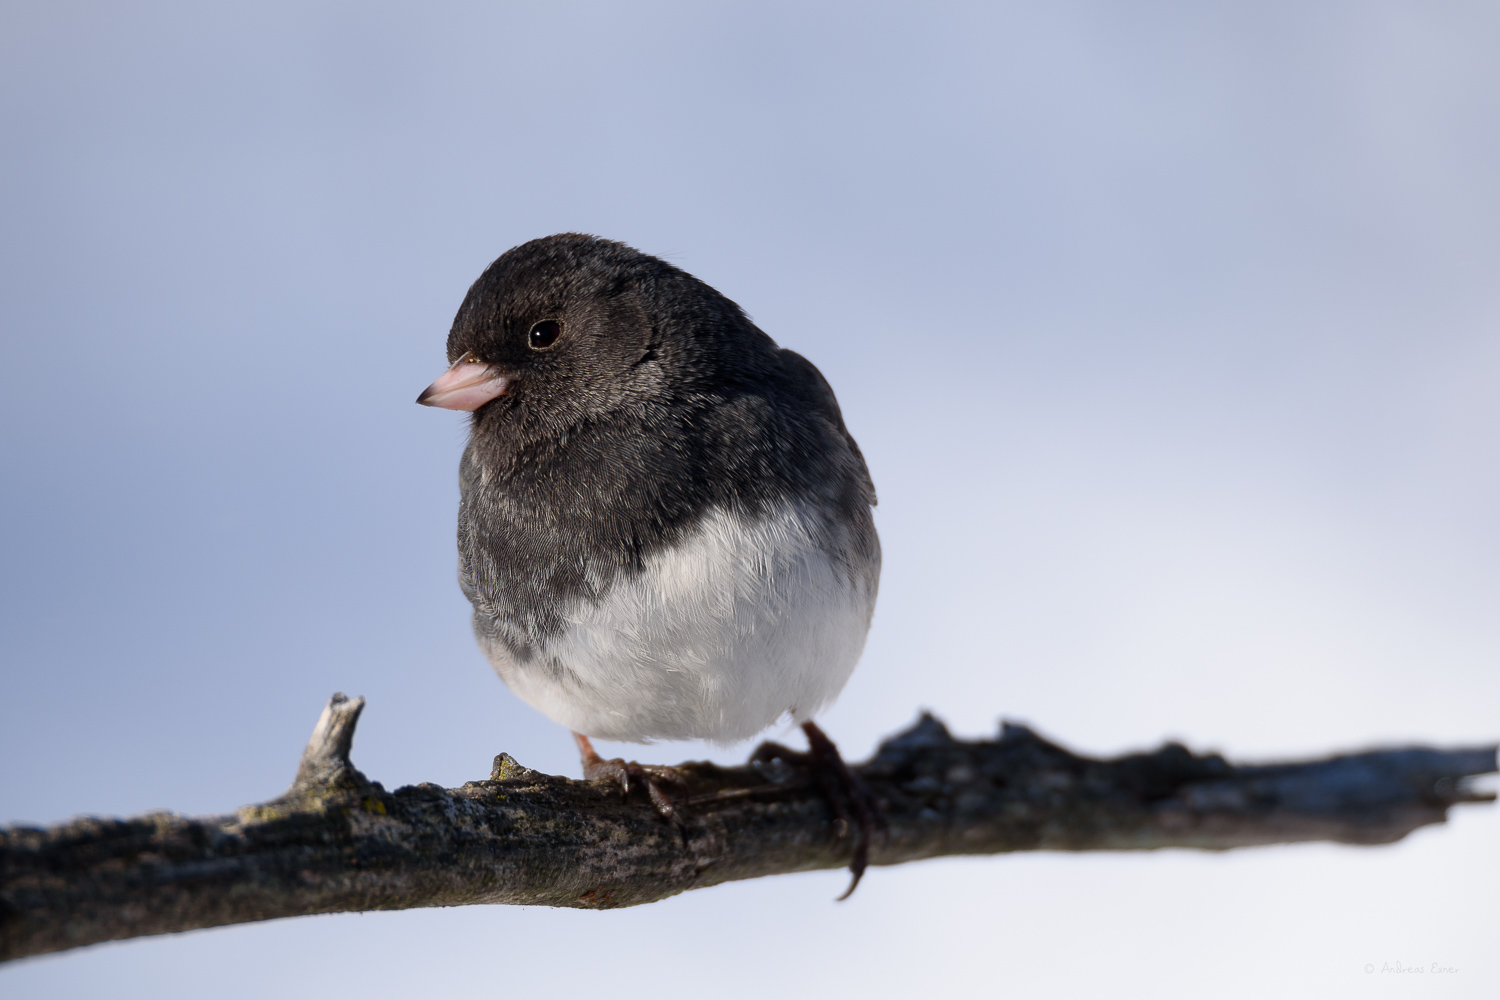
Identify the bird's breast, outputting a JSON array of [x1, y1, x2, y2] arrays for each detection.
[[470, 499, 879, 743]]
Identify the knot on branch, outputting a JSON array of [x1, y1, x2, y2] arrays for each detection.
[[283, 693, 373, 797], [489, 753, 541, 782]]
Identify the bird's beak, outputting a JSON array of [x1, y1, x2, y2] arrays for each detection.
[[416, 353, 510, 411]]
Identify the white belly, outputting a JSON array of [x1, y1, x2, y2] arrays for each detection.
[[480, 501, 878, 744]]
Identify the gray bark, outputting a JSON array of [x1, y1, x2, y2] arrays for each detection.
[[2, 693, 1494, 963]]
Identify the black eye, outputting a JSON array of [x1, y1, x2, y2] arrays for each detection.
[[528, 320, 562, 350]]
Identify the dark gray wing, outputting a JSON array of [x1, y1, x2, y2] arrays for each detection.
[[778, 348, 877, 508]]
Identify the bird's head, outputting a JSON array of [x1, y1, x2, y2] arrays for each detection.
[[417, 234, 771, 437]]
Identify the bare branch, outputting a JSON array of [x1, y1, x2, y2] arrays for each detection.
[[2, 695, 1493, 963]]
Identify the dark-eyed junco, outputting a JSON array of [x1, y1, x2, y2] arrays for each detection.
[[418, 234, 881, 889]]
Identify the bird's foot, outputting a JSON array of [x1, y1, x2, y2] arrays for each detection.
[[573, 733, 689, 827], [751, 721, 882, 900]]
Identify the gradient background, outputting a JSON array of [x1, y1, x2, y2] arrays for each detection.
[[2, 2, 1497, 997]]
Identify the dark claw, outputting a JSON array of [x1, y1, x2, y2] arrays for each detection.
[[574, 733, 689, 842], [755, 724, 884, 898], [800, 721, 881, 900]]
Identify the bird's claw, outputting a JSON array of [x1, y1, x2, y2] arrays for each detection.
[[574, 733, 689, 837], [585, 756, 688, 820], [752, 723, 884, 899]]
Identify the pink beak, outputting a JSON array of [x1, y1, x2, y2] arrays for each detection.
[[416, 354, 511, 411]]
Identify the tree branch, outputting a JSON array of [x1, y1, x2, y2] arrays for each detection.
[[2, 693, 1494, 963]]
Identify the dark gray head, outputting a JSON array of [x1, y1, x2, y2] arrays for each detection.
[[418, 234, 778, 444]]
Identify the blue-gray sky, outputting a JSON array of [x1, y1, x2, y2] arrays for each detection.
[[3, 2, 1497, 996]]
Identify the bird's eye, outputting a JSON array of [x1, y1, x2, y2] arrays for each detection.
[[528, 320, 562, 351]]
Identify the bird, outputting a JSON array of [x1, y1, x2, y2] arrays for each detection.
[[417, 234, 881, 892]]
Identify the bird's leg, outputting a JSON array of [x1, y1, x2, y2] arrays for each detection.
[[750, 721, 882, 899], [573, 732, 688, 825], [801, 721, 881, 899]]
